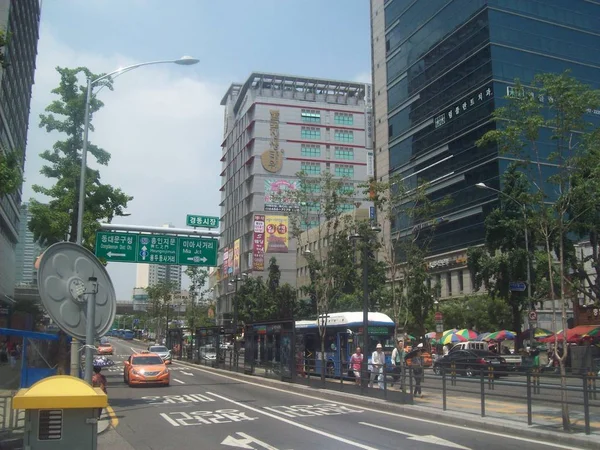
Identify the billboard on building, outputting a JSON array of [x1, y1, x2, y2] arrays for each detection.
[[264, 179, 300, 212], [365, 83, 373, 149], [228, 248, 234, 275], [252, 215, 265, 271], [265, 216, 289, 254], [222, 247, 229, 279], [233, 239, 241, 275]]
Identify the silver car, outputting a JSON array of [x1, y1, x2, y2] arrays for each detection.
[[148, 345, 172, 364]]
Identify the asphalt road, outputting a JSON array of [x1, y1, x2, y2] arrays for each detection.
[[99, 338, 584, 450]]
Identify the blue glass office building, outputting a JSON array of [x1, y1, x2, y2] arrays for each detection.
[[373, 0, 600, 265]]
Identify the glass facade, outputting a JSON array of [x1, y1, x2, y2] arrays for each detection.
[[383, 0, 600, 256]]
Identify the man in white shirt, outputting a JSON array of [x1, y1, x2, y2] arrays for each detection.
[[369, 343, 386, 389]]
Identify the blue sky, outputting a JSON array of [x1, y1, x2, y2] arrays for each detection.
[[25, 0, 372, 299]]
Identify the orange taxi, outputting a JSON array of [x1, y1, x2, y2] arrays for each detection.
[[123, 351, 170, 387], [97, 342, 114, 355]]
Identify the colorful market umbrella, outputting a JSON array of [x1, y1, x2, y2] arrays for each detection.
[[425, 331, 437, 339], [441, 332, 468, 345], [583, 327, 600, 338], [522, 328, 554, 340], [483, 330, 516, 341], [405, 334, 416, 342], [477, 332, 492, 341], [455, 329, 479, 340]]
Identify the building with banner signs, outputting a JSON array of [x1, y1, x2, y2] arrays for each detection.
[[0, 0, 41, 311], [217, 72, 374, 324], [370, 0, 600, 301]]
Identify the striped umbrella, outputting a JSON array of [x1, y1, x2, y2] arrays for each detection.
[[478, 332, 492, 341], [425, 331, 437, 339], [583, 327, 600, 338], [455, 329, 479, 341], [521, 328, 554, 340], [483, 330, 516, 341], [441, 332, 468, 345]]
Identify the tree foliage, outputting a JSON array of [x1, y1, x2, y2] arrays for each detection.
[[0, 149, 23, 197], [184, 266, 209, 329], [145, 280, 178, 339], [29, 67, 132, 251], [475, 71, 600, 431], [369, 174, 450, 337], [236, 258, 299, 323]]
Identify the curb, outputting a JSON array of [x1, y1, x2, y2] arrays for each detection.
[[173, 359, 600, 450]]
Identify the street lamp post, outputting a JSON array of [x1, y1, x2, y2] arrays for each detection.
[[75, 56, 198, 383], [350, 225, 382, 387], [475, 182, 533, 334]]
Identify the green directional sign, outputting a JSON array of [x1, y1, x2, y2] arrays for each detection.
[[186, 214, 219, 228], [178, 237, 218, 266], [95, 232, 138, 261], [95, 231, 218, 267], [138, 234, 178, 264]]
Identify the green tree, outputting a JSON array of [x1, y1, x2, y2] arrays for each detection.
[[29, 67, 132, 251], [0, 28, 8, 68], [369, 175, 449, 337], [286, 170, 360, 379], [146, 280, 178, 341], [184, 266, 209, 330], [476, 71, 600, 431], [0, 149, 23, 197], [428, 295, 512, 334], [467, 165, 533, 345]]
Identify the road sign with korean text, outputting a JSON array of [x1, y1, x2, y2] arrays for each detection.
[[186, 215, 219, 228], [95, 231, 218, 267], [95, 232, 138, 262]]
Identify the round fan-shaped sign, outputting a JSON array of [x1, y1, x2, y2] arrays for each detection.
[[37, 242, 116, 340]]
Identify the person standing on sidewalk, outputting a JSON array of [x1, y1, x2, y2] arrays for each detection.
[[411, 346, 424, 397], [92, 365, 108, 418], [349, 347, 363, 386], [369, 343, 386, 389], [391, 339, 406, 391]]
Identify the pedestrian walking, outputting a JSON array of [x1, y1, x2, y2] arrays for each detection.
[[369, 343, 386, 389], [391, 339, 406, 391], [349, 347, 363, 386], [92, 365, 108, 418]]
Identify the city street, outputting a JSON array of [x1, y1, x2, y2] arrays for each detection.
[[99, 338, 584, 450]]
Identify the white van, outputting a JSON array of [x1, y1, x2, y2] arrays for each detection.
[[450, 341, 489, 352]]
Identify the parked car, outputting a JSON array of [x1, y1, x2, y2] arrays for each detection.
[[432, 349, 508, 377]]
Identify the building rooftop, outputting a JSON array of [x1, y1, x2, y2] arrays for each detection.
[[221, 72, 368, 114]]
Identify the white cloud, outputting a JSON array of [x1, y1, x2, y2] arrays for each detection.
[[24, 25, 226, 299]]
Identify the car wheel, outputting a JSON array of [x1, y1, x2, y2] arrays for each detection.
[[465, 366, 474, 377]]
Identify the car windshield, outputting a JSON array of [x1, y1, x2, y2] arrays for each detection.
[[132, 356, 164, 365], [149, 346, 168, 352]]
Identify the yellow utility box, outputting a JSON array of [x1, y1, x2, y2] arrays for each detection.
[[12, 376, 107, 450]]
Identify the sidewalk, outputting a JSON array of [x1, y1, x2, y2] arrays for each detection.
[[175, 359, 600, 450]]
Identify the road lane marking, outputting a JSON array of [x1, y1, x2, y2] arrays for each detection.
[[181, 371, 194, 376], [107, 405, 119, 429], [173, 378, 185, 384], [359, 422, 471, 449], [172, 360, 584, 450], [206, 391, 378, 450]]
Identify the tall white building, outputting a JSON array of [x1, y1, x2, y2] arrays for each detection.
[[134, 223, 182, 290]]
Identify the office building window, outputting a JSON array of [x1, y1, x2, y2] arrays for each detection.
[[334, 147, 354, 160], [339, 203, 355, 212], [301, 161, 321, 175], [305, 181, 321, 193], [447, 272, 453, 296], [334, 129, 354, 143], [301, 126, 321, 140], [335, 164, 354, 178], [301, 144, 321, 157], [334, 112, 353, 125], [338, 183, 354, 195], [301, 109, 321, 123], [458, 270, 464, 293]]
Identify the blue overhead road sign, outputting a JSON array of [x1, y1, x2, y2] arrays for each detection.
[[509, 281, 527, 292]]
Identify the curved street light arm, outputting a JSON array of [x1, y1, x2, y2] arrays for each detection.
[[91, 59, 186, 85]]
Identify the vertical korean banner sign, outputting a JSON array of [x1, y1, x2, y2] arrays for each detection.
[[265, 216, 289, 253], [222, 247, 229, 280], [252, 215, 265, 271], [233, 239, 240, 275], [228, 248, 234, 276]]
